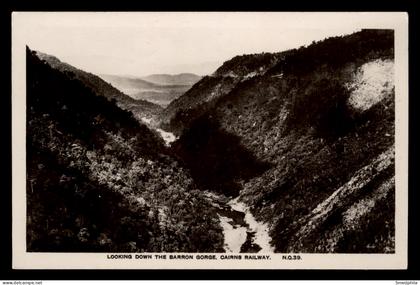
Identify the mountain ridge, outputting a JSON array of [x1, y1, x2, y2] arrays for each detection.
[[141, 73, 201, 86]]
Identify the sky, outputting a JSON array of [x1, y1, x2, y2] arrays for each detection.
[[16, 12, 389, 77]]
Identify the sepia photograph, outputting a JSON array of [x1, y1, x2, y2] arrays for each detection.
[[11, 12, 408, 269]]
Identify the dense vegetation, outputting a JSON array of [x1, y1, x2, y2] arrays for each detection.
[[27, 28, 396, 254], [27, 48, 224, 252], [160, 76, 239, 133], [162, 29, 395, 253], [213, 52, 281, 77], [267, 29, 393, 76]]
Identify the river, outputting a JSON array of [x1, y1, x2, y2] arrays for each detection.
[[204, 192, 274, 253], [155, 128, 177, 146], [141, 117, 177, 146], [143, 118, 274, 253]]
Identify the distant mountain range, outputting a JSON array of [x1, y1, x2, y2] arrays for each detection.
[[99, 73, 201, 107], [141, 73, 201, 86], [36, 51, 162, 121]]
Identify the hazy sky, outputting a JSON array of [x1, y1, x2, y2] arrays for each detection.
[[18, 12, 384, 77]]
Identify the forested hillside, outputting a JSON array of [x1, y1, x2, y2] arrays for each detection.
[[26, 29, 396, 254], [164, 29, 395, 252], [27, 48, 223, 252], [160, 52, 282, 133]]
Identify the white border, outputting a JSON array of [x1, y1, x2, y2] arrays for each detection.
[[12, 12, 409, 269]]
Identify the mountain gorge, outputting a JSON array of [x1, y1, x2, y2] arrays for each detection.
[[27, 28, 396, 254], [162, 29, 395, 253]]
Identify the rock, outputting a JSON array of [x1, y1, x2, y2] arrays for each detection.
[[77, 228, 90, 243]]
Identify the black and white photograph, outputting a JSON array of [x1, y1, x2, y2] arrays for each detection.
[[11, 12, 408, 269]]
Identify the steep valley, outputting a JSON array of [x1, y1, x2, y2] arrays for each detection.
[[27, 29, 396, 253], [162, 29, 395, 253]]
